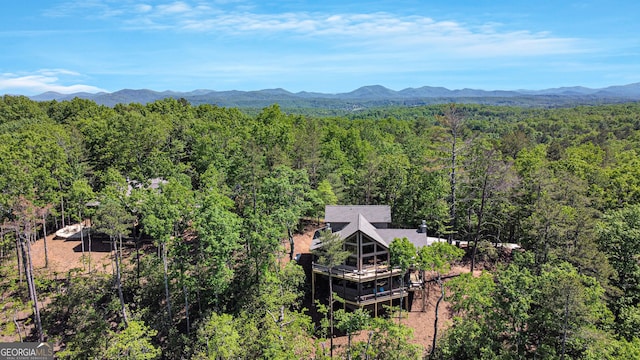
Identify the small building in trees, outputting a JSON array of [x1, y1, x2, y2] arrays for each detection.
[[311, 205, 445, 316]]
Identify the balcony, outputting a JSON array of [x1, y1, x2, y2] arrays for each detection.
[[312, 263, 404, 282], [327, 280, 408, 306]]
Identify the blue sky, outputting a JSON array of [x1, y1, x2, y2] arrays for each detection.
[[1, 0, 639, 95]]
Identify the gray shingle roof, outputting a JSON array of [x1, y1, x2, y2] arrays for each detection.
[[376, 229, 447, 248], [325, 205, 391, 224], [337, 213, 388, 247], [312, 205, 445, 251]]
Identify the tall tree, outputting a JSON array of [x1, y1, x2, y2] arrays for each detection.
[[140, 189, 176, 324], [67, 178, 94, 272], [35, 204, 53, 268], [312, 230, 350, 358], [436, 104, 466, 244], [104, 320, 161, 360], [253, 104, 294, 169], [191, 313, 243, 360], [389, 237, 416, 321], [460, 139, 516, 271], [597, 204, 640, 334], [530, 263, 612, 359], [42, 275, 113, 359], [10, 197, 44, 342], [351, 317, 421, 360], [193, 187, 242, 310], [438, 271, 498, 359], [258, 262, 314, 358], [94, 170, 134, 326], [335, 308, 370, 360], [439, 257, 614, 359], [291, 116, 323, 187], [417, 241, 464, 358], [139, 175, 194, 327], [257, 166, 313, 261]]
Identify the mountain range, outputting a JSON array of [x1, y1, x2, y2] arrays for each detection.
[[28, 83, 640, 109]]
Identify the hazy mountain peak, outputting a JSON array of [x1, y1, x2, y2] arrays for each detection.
[[26, 83, 640, 108]]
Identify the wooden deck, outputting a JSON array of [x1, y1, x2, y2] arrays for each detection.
[[351, 288, 407, 306], [312, 263, 411, 315], [312, 263, 404, 281]]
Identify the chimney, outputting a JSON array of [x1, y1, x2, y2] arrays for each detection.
[[418, 220, 427, 234]]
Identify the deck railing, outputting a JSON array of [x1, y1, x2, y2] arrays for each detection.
[[358, 288, 405, 302], [313, 263, 409, 304], [330, 287, 407, 303], [312, 263, 401, 278]]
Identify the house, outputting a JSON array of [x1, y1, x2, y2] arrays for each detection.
[[310, 205, 446, 316]]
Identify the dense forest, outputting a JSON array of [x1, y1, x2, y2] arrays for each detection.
[[1, 94, 640, 359]]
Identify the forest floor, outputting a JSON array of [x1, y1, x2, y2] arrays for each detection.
[[30, 231, 114, 276]]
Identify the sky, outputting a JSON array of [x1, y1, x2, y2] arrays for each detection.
[[1, 0, 639, 95]]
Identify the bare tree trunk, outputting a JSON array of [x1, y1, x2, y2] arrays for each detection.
[[163, 242, 173, 323], [110, 236, 116, 277], [449, 132, 457, 245], [21, 234, 43, 342], [114, 235, 128, 327], [119, 232, 123, 265], [13, 313, 22, 342], [41, 213, 49, 268], [422, 270, 427, 312], [329, 271, 334, 359], [15, 234, 23, 283], [26, 235, 44, 342], [135, 235, 140, 280], [471, 177, 488, 272], [183, 280, 190, 335], [561, 292, 569, 360], [196, 247, 205, 316], [429, 275, 444, 359], [442, 105, 464, 245], [60, 195, 66, 228], [134, 224, 142, 280], [288, 228, 294, 262], [79, 212, 85, 271], [399, 276, 405, 323], [365, 331, 373, 360], [87, 222, 92, 273]]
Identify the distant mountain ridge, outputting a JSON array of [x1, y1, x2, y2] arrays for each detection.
[[28, 83, 640, 108]]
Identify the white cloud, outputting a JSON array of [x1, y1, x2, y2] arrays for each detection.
[[44, 0, 126, 19], [0, 70, 107, 95], [38, 69, 80, 77], [121, 6, 583, 58], [42, 1, 585, 59], [135, 4, 153, 13], [42, 0, 589, 57], [157, 1, 192, 15], [230, 14, 578, 61]]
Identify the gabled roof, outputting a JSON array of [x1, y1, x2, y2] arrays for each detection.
[[325, 205, 391, 224], [311, 205, 441, 252], [310, 213, 390, 251], [337, 213, 388, 248]]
